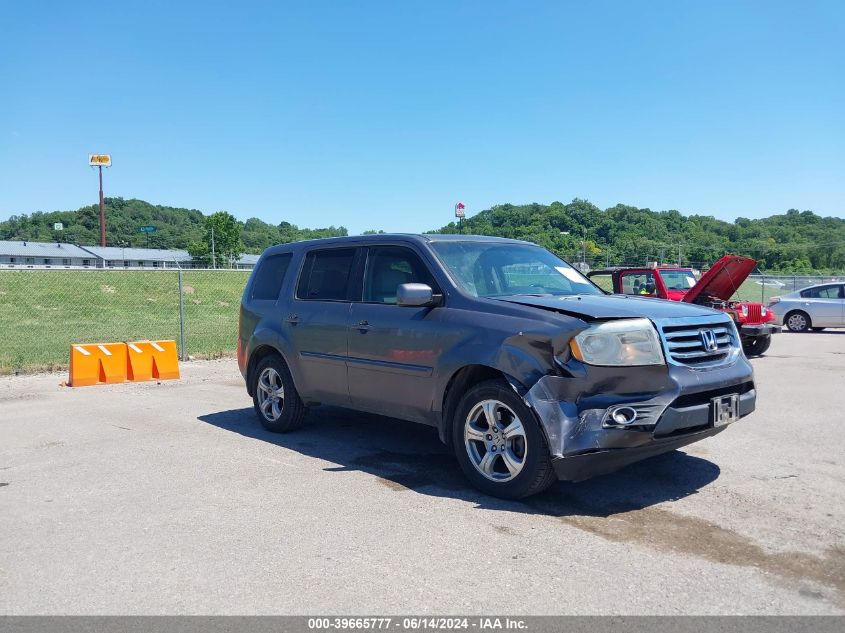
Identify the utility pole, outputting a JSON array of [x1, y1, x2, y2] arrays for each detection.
[[582, 227, 587, 268], [211, 224, 216, 269]]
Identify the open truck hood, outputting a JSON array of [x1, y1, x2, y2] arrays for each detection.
[[683, 255, 757, 303]]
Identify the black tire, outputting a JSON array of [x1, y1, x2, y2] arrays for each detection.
[[785, 310, 811, 333], [812, 327, 826, 332], [742, 335, 772, 357], [451, 379, 556, 499], [251, 354, 307, 432]]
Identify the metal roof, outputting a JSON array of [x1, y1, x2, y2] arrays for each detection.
[[79, 246, 192, 261], [0, 240, 93, 258], [237, 253, 260, 264]]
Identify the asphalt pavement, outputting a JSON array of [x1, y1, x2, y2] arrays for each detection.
[[1, 332, 843, 614]]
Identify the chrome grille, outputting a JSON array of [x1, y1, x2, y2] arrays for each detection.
[[660, 320, 736, 366]]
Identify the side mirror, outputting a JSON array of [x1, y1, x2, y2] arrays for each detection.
[[396, 283, 438, 307]]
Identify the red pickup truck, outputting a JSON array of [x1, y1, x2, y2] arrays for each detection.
[[587, 255, 780, 356]]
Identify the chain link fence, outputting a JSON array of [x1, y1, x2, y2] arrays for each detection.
[[735, 274, 843, 304], [1, 268, 842, 374], [0, 268, 249, 374]]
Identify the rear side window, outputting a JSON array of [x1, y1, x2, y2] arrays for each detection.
[[251, 253, 292, 301], [621, 272, 656, 296], [800, 285, 843, 299], [296, 248, 356, 301], [588, 273, 614, 293]]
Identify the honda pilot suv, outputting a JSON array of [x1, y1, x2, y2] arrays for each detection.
[[238, 235, 756, 498]]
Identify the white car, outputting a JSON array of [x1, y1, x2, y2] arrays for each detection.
[[769, 283, 845, 332]]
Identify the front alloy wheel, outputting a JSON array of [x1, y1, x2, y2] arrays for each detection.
[[452, 379, 556, 499], [464, 400, 527, 482]]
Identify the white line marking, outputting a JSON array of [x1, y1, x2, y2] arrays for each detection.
[[74, 346, 91, 356], [97, 345, 112, 356], [150, 341, 165, 352], [128, 343, 142, 353]]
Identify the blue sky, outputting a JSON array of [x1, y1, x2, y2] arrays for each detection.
[[1, 1, 843, 234]]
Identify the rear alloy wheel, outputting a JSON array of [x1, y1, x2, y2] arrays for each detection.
[[452, 379, 556, 499], [785, 311, 811, 333], [251, 355, 307, 432], [742, 335, 771, 356]]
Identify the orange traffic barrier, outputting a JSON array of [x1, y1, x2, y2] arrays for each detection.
[[69, 343, 128, 387], [126, 340, 180, 382]]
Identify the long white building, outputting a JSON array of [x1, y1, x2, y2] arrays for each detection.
[[0, 240, 258, 269]]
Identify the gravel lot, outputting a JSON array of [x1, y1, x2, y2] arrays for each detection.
[[1, 332, 843, 615]]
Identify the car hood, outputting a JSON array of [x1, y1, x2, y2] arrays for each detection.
[[496, 293, 720, 320], [683, 255, 757, 303]]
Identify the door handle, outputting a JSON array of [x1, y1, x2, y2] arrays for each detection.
[[355, 320, 372, 332], [286, 314, 300, 325]]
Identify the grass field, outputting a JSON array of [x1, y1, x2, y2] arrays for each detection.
[[0, 269, 249, 373], [0, 268, 830, 373]]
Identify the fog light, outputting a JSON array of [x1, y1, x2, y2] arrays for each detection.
[[609, 406, 638, 425]]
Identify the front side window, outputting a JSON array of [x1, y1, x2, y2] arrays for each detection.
[[296, 248, 356, 301], [430, 241, 600, 298], [621, 272, 657, 296], [363, 247, 438, 304], [251, 253, 292, 301]]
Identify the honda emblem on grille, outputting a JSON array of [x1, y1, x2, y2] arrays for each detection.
[[700, 329, 719, 352]]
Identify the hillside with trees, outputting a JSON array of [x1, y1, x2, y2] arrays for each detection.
[[1, 197, 843, 273], [0, 198, 347, 254], [431, 200, 845, 274]]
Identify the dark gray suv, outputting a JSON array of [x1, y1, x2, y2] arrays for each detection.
[[238, 234, 756, 498]]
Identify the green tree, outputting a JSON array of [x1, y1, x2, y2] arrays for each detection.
[[188, 211, 243, 268]]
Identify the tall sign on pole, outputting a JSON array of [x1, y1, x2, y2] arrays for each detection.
[[454, 201, 466, 234], [89, 154, 112, 246]]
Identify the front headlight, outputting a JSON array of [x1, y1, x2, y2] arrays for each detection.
[[741, 304, 749, 317], [761, 306, 768, 317], [569, 318, 665, 366]]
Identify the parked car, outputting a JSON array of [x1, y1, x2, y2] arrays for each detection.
[[769, 283, 845, 332], [586, 257, 780, 356], [238, 235, 756, 498]]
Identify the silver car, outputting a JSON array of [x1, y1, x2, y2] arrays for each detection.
[[769, 283, 845, 332]]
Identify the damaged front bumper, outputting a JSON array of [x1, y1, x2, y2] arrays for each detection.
[[523, 356, 756, 481]]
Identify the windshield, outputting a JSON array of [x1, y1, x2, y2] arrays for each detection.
[[659, 270, 697, 291], [430, 241, 602, 298]]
